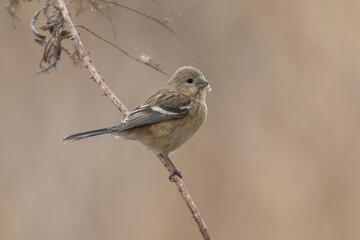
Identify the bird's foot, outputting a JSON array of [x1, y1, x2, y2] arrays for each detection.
[[169, 168, 182, 182]]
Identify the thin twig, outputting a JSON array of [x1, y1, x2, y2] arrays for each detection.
[[56, 0, 212, 239], [157, 153, 212, 240], [96, 0, 200, 59], [151, 0, 185, 18], [84, 1, 118, 43], [75, 25, 169, 76]]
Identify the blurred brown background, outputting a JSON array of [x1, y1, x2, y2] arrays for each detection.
[[1, 0, 360, 239]]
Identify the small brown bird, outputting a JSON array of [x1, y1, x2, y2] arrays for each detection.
[[63, 66, 210, 180]]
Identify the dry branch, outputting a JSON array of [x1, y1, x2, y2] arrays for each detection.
[[151, 0, 184, 18], [75, 25, 169, 76], [96, 0, 200, 59], [56, 0, 212, 239], [83, 1, 118, 42], [31, 1, 167, 74]]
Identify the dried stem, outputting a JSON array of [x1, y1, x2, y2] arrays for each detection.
[[151, 0, 184, 18], [56, 0, 212, 239], [157, 153, 212, 240], [85, 2, 118, 42], [96, 0, 200, 59], [75, 24, 169, 76]]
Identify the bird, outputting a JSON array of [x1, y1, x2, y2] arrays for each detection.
[[63, 66, 210, 180]]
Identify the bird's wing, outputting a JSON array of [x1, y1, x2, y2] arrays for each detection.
[[117, 90, 191, 132]]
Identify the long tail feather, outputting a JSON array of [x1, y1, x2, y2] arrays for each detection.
[[63, 127, 116, 142]]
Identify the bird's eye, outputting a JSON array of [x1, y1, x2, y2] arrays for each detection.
[[186, 78, 193, 83]]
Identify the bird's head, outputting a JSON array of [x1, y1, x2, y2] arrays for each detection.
[[167, 66, 210, 99]]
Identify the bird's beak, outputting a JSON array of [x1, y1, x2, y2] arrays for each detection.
[[198, 79, 209, 88]]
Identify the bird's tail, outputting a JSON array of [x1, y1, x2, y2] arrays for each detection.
[[63, 127, 117, 143]]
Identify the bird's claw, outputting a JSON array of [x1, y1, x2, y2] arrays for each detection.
[[169, 168, 182, 182]]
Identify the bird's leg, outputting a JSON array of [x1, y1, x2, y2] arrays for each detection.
[[160, 153, 182, 181], [169, 168, 182, 182]]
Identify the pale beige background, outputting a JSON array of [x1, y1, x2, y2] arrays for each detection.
[[1, 1, 360, 240]]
